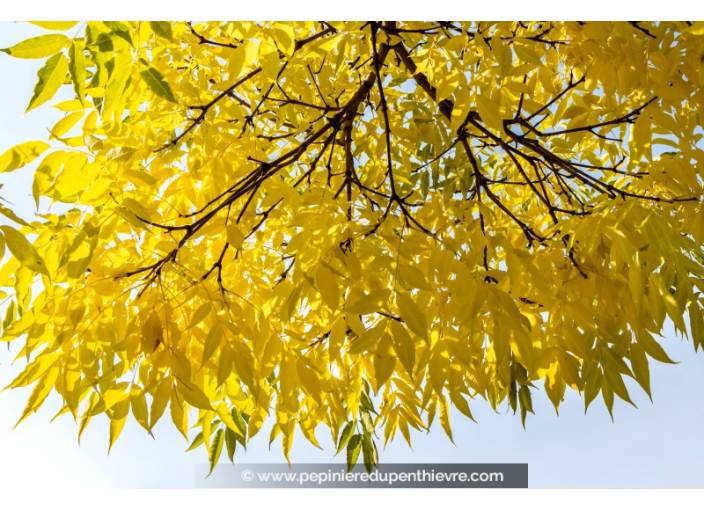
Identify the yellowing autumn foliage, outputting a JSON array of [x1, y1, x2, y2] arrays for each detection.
[[1, 21, 704, 473]]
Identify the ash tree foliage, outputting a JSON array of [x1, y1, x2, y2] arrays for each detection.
[[1, 20, 704, 473]]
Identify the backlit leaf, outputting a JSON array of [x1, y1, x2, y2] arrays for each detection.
[[27, 52, 68, 112], [1, 34, 68, 59], [138, 58, 178, 103], [0, 141, 50, 173]]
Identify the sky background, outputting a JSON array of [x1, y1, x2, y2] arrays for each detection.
[[0, 21, 703, 489]]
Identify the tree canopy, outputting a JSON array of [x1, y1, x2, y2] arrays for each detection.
[[1, 21, 704, 473]]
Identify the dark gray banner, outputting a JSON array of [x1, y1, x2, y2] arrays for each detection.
[[197, 463, 528, 488]]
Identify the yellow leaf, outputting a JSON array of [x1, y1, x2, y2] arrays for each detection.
[[130, 386, 150, 432], [398, 263, 432, 291], [108, 398, 130, 453], [15, 367, 59, 428], [1, 34, 69, 59], [188, 302, 212, 329], [315, 264, 340, 310], [373, 333, 396, 390], [451, 87, 472, 133], [202, 326, 223, 365], [216, 402, 245, 437], [272, 23, 296, 57], [51, 111, 83, 139], [513, 43, 543, 67], [176, 380, 213, 411], [630, 106, 652, 162], [329, 316, 346, 362], [0, 141, 50, 173], [27, 52, 68, 112], [436, 69, 461, 103], [390, 320, 415, 375], [476, 95, 504, 133], [226, 224, 245, 249], [396, 292, 428, 340], [348, 321, 386, 355], [149, 377, 172, 430], [54, 154, 100, 198], [228, 40, 259, 78], [684, 21, 704, 35], [296, 358, 321, 399], [437, 394, 454, 443], [0, 226, 50, 278], [0, 204, 30, 227], [28, 22, 79, 31], [345, 289, 390, 315], [170, 387, 188, 440]]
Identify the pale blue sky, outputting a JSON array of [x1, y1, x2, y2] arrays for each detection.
[[0, 21, 703, 489]]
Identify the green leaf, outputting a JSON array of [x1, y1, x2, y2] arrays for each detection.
[[150, 21, 174, 41], [230, 408, 247, 444], [207, 429, 224, 477], [68, 41, 87, 101], [0, 226, 50, 278], [361, 435, 378, 474], [1, 34, 69, 59], [360, 409, 375, 435], [225, 427, 237, 463], [102, 51, 132, 120], [185, 431, 204, 451], [2, 300, 14, 331], [0, 141, 50, 173], [138, 59, 178, 103], [335, 421, 355, 455], [346, 434, 362, 472], [27, 52, 68, 112], [360, 389, 376, 414], [219, 407, 247, 448]]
